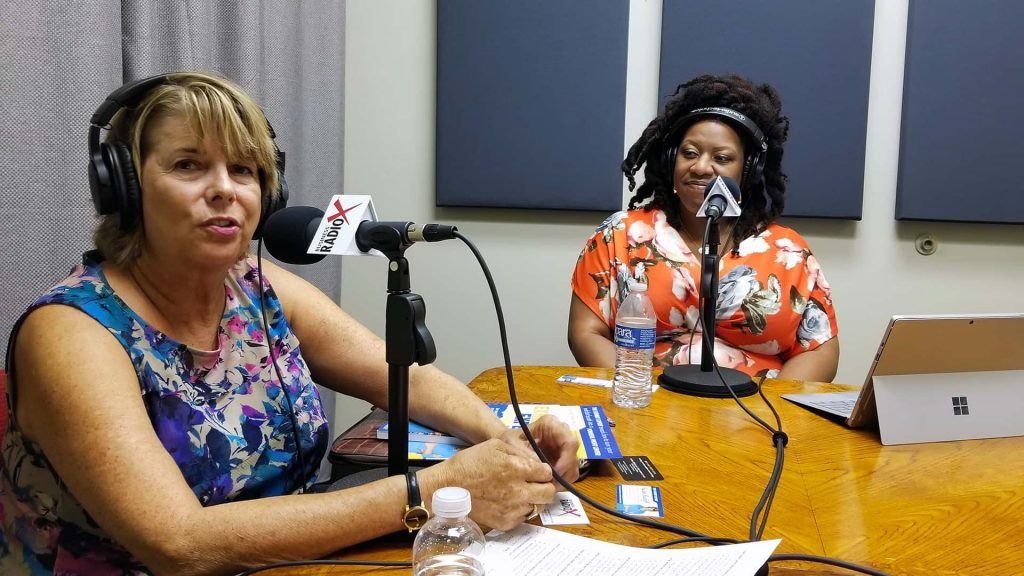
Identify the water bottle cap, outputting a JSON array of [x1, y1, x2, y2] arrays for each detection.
[[627, 279, 648, 292], [431, 486, 472, 518]]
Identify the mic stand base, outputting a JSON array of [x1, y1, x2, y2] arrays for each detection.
[[658, 364, 758, 398]]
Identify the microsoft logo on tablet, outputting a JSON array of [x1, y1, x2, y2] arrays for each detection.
[[952, 396, 969, 416]]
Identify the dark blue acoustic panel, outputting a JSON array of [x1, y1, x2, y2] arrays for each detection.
[[897, 0, 1024, 223], [660, 0, 874, 219], [436, 1, 628, 211]]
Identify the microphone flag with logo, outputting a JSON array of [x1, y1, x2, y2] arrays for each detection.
[[309, 195, 384, 257], [696, 176, 742, 220]]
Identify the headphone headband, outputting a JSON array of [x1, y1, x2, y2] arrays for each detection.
[[88, 75, 173, 168], [668, 106, 767, 153], [90, 75, 172, 128]]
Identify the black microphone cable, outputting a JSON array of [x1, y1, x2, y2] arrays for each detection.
[[234, 559, 412, 575], [237, 229, 887, 576], [454, 231, 729, 540], [454, 230, 890, 576], [690, 219, 786, 543], [653, 221, 889, 575]]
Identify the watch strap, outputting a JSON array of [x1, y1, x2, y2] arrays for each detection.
[[403, 470, 429, 532], [406, 470, 422, 508]]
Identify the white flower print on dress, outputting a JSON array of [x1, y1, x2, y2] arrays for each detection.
[[669, 306, 685, 327], [805, 255, 833, 303], [739, 340, 781, 355], [797, 299, 833, 349], [615, 262, 632, 305], [671, 333, 752, 369], [684, 305, 700, 329], [671, 267, 697, 301], [717, 265, 759, 319], [599, 210, 628, 231], [774, 238, 806, 270], [600, 211, 628, 243], [737, 233, 771, 257], [652, 211, 697, 264], [628, 220, 656, 245]]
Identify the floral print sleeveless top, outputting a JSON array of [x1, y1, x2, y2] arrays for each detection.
[[0, 254, 329, 574], [572, 209, 838, 378]]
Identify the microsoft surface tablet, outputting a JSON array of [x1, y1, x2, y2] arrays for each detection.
[[783, 313, 1024, 444]]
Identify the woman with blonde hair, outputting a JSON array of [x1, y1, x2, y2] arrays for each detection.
[[1, 72, 578, 574]]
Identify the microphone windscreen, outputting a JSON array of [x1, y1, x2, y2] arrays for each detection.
[[262, 206, 328, 265], [717, 176, 742, 201]]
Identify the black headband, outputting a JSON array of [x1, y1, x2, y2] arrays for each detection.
[[666, 106, 768, 153]]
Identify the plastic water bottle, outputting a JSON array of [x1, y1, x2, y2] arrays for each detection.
[[413, 487, 486, 576], [613, 280, 656, 408]]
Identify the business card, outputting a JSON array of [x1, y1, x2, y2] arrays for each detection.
[[557, 375, 659, 392], [616, 484, 664, 517], [539, 491, 590, 526], [612, 455, 664, 481], [557, 375, 612, 387]]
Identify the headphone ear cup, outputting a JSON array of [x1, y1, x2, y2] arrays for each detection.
[[751, 150, 766, 185], [742, 154, 755, 187], [741, 150, 767, 199], [756, 151, 771, 210], [89, 145, 117, 215], [663, 145, 679, 175], [106, 142, 142, 231], [254, 169, 288, 240]]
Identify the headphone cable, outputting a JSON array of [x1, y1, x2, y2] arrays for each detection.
[[256, 242, 310, 491]]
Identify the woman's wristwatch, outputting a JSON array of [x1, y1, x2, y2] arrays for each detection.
[[403, 470, 430, 532]]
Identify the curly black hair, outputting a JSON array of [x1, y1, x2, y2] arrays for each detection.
[[622, 74, 790, 246]]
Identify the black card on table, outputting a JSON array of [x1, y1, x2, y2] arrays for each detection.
[[612, 455, 664, 481]]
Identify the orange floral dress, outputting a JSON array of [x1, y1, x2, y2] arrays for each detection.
[[571, 209, 838, 377]]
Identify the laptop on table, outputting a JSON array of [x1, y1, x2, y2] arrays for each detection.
[[783, 313, 1024, 445]]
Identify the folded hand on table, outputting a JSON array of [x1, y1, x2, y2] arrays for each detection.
[[433, 438, 556, 531], [498, 414, 581, 485]]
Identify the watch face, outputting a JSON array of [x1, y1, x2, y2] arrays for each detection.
[[404, 505, 429, 531]]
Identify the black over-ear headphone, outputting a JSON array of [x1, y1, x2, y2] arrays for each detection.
[[88, 73, 288, 239], [662, 106, 768, 195]]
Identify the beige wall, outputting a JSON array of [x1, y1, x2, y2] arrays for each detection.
[[336, 0, 1024, 426]]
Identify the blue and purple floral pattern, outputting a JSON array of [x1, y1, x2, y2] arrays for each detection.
[[1, 255, 329, 574]]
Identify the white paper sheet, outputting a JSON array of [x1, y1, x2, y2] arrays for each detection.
[[480, 525, 778, 576]]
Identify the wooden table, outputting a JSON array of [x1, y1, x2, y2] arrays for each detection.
[[275, 366, 1024, 575]]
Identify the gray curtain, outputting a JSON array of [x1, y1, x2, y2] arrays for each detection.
[[1, 0, 345, 477]]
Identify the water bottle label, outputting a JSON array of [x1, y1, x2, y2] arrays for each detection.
[[614, 324, 655, 350]]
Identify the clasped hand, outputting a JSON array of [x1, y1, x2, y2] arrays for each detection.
[[497, 415, 581, 484], [440, 415, 580, 531]]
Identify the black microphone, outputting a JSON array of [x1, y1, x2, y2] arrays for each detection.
[[262, 206, 459, 265], [702, 176, 742, 221], [262, 206, 328, 264]]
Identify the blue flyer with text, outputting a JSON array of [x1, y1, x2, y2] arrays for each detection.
[[488, 403, 622, 460]]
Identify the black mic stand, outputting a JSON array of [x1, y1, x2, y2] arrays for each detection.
[[659, 216, 757, 398], [383, 253, 436, 476], [327, 226, 435, 540], [354, 226, 438, 477]]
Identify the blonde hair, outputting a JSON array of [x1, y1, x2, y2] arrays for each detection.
[[93, 72, 281, 265]]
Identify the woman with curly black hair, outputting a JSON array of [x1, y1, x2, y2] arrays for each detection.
[[569, 74, 839, 382]]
